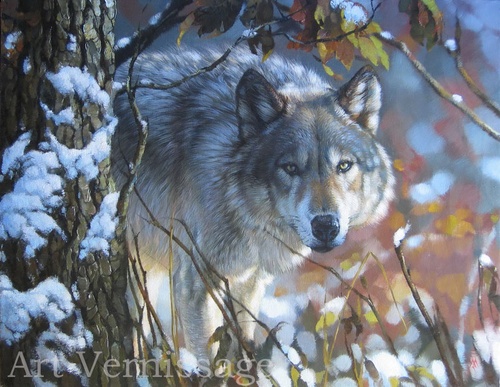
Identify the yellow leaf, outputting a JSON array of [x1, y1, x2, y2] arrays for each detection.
[[340, 11, 356, 34], [437, 215, 476, 237], [427, 202, 442, 213], [393, 159, 405, 171], [408, 366, 436, 381], [347, 32, 359, 48], [364, 20, 382, 34], [315, 312, 338, 332], [317, 42, 328, 61], [491, 214, 500, 223], [358, 36, 378, 66], [389, 377, 400, 387], [314, 5, 327, 25], [262, 49, 274, 62], [364, 310, 378, 325], [370, 35, 390, 70], [380, 49, 390, 70], [177, 13, 195, 46], [291, 366, 300, 386], [325, 312, 337, 326], [316, 371, 326, 383], [322, 63, 335, 77], [340, 253, 359, 270]]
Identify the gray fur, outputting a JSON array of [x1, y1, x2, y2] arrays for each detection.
[[112, 46, 394, 360]]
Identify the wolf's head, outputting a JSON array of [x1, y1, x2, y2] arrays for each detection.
[[235, 66, 394, 254]]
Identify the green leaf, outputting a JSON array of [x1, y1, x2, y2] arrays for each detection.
[[420, 0, 441, 18]]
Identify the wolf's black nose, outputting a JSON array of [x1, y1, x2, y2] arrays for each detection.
[[311, 215, 340, 243]]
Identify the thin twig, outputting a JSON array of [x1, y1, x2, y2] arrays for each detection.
[[132, 188, 254, 358], [116, 38, 149, 225], [376, 32, 500, 142], [115, 0, 189, 67], [131, 231, 158, 347], [435, 305, 464, 384], [446, 19, 500, 118], [394, 238, 463, 386], [277, 1, 381, 47], [264, 230, 399, 357]]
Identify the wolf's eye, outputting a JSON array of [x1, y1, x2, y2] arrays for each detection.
[[282, 163, 299, 176], [337, 160, 353, 173]]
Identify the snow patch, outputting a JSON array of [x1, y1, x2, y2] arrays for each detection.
[[41, 103, 75, 126], [300, 368, 316, 386], [115, 37, 131, 49], [1, 131, 31, 176], [4, 31, 21, 50], [342, 2, 367, 25], [23, 58, 32, 74], [393, 222, 410, 248], [0, 135, 64, 258], [0, 274, 73, 345], [331, 354, 352, 374], [331, 377, 357, 387], [46, 116, 117, 180], [79, 192, 120, 259], [66, 34, 77, 52], [365, 351, 408, 380], [444, 39, 458, 52], [242, 29, 258, 39], [379, 31, 394, 40], [148, 12, 162, 26], [321, 296, 346, 315], [46, 66, 110, 107]]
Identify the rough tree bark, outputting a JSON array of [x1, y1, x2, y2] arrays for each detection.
[[1, 1, 132, 385]]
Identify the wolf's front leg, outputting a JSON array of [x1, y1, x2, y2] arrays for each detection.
[[175, 266, 223, 362], [229, 269, 273, 346]]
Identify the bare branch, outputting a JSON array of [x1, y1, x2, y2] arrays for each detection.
[[394, 233, 464, 386], [132, 188, 256, 358], [115, 0, 191, 67], [276, 1, 381, 46], [376, 32, 500, 142], [116, 39, 149, 226], [445, 19, 500, 118]]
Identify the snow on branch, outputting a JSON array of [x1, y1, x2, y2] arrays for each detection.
[[79, 192, 119, 259], [44, 116, 117, 181], [46, 66, 110, 107], [0, 274, 75, 345], [0, 67, 117, 259], [0, 274, 92, 381], [0, 134, 64, 258]]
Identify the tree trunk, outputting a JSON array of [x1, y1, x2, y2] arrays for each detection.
[[1, 1, 132, 385]]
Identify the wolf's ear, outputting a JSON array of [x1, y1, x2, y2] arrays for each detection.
[[236, 69, 287, 140], [338, 66, 382, 134]]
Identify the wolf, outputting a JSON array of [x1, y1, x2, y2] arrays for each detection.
[[112, 46, 394, 361]]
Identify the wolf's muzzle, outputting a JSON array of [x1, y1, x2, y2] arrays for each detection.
[[311, 215, 340, 253]]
